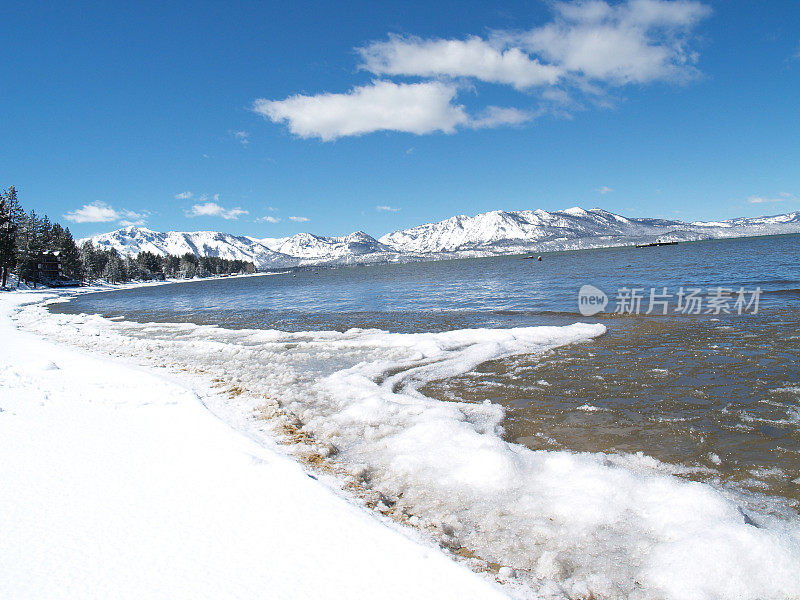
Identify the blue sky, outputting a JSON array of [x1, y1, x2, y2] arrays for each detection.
[[2, 0, 799, 239]]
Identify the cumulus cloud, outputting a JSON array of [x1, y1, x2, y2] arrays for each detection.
[[359, 35, 562, 89], [64, 202, 120, 223], [186, 197, 248, 220], [64, 202, 149, 226], [597, 186, 614, 194], [748, 192, 794, 204], [289, 216, 310, 222], [175, 191, 192, 200], [376, 205, 401, 212], [254, 81, 468, 141], [256, 0, 710, 140], [360, 0, 710, 88], [517, 0, 711, 84], [257, 215, 281, 223]]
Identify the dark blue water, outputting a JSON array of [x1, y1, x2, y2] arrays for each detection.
[[53, 234, 800, 332]]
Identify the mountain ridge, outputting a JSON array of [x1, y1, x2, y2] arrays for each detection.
[[83, 208, 800, 270]]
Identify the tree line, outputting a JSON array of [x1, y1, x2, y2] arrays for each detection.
[[0, 186, 255, 288]]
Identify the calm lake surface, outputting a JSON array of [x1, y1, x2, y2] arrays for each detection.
[[53, 234, 800, 505]]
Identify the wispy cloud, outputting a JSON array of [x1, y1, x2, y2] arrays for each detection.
[[748, 192, 794, 204], [289, 216, 310, 222], [186, 196, 248, 220], [175, 191, 192, 200], [256, 0, 710, 141], [257, 215, 281, 223], [64, 202, 148, 226], [467, 106, 537, 129], [597, 186, 614, 194], [231, 130, 250, 146], [117, 209, 149, 227], [376, 205, 401, 212]]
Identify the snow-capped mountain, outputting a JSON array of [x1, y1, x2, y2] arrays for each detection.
[[692, 211, 800, 228], [377, 208, 680, 254], [87, 227, 296, 269], [259, 231, 396, 262], [84, 227, 397, 269], [83, 209, 800, 270]]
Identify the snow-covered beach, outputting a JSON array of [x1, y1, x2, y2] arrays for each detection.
[[3, 283, 800, 600], [0, 289, 510, 600]]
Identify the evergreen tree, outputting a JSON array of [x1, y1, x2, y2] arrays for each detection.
[[137, 251, 164, 279], [0, 187, 24, 287], [17, 210, 44, 286], [102, 248, 126, 283], [0, 197, 14, 287], [56, 226, 83, 280], [163, 254, 181, 278], [80, 241, 107, 280], [39, 214, 54, 250], [180, 253, 198, 278]]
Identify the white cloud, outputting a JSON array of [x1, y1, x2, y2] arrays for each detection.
[[175, 191, 192, 200], [64, 202, 149, 226], [255, 0, 710, 140], [360, 1, 709, 88], [253, 80, 468, 141], [519, 0, 711, 84], [257, 215, 281, 223], [289, 216, 310, 222], [597, 186, 614, 194], [186, 199, 248, 220], [232, 130, 250, 146], [64, 202, 120, 223], [748, 192, 794, 204], [359, 35, 562, 89], [376, 205, 401, 212]]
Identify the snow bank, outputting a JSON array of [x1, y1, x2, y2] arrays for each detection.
[[0, 291, 509, 600], [11, 294, 800, 600]]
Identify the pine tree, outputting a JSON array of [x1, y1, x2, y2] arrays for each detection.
[[39, 215, 54, 251], [56, 226, 84, 280], [80, 241, 105, 280], [0, 187, 24, 287], [102, 248, 126, 283], [0, 196, 13, 287], [17, 210, 45, 286]]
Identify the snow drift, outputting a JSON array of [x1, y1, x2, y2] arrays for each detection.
[[15, 300, 800, 600], [0, 291, 509, 600]]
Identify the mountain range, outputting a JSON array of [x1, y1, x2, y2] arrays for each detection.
[[84, 207, 800, 270]]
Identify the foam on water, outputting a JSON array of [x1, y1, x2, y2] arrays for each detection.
[[16, 300, 800, 600]]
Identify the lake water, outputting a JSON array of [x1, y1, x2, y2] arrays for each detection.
[[52, 234, 800, 507]]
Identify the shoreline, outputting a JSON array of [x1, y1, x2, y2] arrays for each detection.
[[6, 286, 800, 600], [0, 289, 510, 600]]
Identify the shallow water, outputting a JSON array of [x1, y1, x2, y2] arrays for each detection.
[[53, 234, 800, 506]]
